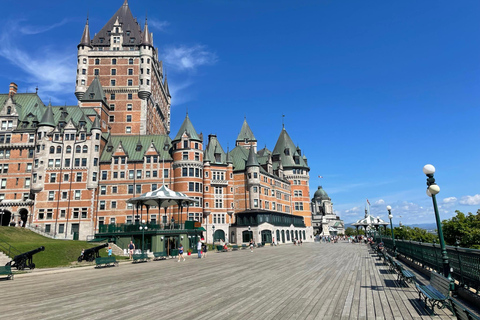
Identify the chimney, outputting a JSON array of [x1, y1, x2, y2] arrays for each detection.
[[9, 82, 18, 97]]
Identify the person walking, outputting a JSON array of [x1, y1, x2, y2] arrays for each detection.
[[249, 239, 254, 252], [197, 240, 202, 258], [202, 242, 207, 258], [178, 244, 185, 262], [107, 247, 112, 257], [128, 241, 135, 260]]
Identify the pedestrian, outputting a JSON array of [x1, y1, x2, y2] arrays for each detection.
[[197, 239, 202, 258], [128, 241, 135, 260], [107, 247, 112, 257], [178, 244, 185, 262], [80, 248, 85, 260], [249, 239, 254, 252], [202, 242, 207, 258]]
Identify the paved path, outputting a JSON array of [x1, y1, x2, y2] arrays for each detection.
[[0, 242, 454, 319]]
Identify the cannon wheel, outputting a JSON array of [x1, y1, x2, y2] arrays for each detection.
[[29, 263, 35, 270], [77, 256, 83, 263]]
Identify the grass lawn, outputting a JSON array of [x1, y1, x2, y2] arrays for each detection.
[[0, 227, 122, 268]]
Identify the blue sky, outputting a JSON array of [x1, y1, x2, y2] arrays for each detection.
[[0, 0, 479, 225]]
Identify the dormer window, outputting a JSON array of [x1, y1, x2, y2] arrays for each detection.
[[7, 107, 11, 115], [130, 38, 135, 43], [99, 38, 104, 44], [285, 148, 290, 155], [89, 93, 95, 99], [126, 31, 131, 36], [107, 146, 113, 152], [136, 144, 142, 151]]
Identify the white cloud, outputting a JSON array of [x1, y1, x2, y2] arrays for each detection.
[[0, 20, 75, 99], [442, 197, 457, 204], [163, 45, 217, 71], [373, 199, 385, 206], [19, 19, 68, 35], [459, 194, 480, 206], [148, 19, 169, 32]]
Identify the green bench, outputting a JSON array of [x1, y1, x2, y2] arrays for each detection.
[[95, 256, 118, 268], [394, 261, 416, 285], [0, 265, 13, 280], [384, 254, 396, 272], [450, 297, 480, 320], [241, 244, 247, 250], [170, 249, 179, 258], [232, 245, 239, 251], [132, 253, 149, 263], [416, 271, 451, 311], [153, 252, 167, 260]]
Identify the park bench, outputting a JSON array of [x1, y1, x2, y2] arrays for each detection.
[[95, 256, 118, 268], [394, 261, 416, 285], [153, 252, 167, 260], [450, 297, 480, 320], [132, 253, 149, 263], [416, 271, 451, 311], [0, 264, 13, 280], [384, 253, 396, 272], [216, 245, 228, 252], [232, 245, 239, 251], [241, 244, 247, 250], [170, 249, 179, 258]]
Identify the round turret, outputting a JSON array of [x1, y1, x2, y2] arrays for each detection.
[[314, 186, 330, 201]]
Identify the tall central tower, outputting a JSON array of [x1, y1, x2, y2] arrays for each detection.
[[75, 0, 171, 135]]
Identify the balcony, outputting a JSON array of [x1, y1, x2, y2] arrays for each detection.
[[211, 179, 228, 185]]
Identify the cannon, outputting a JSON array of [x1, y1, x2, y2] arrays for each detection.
[[10, 246, 45, 270], [78, 243, 108, 262]]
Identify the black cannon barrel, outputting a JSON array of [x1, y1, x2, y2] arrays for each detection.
[[11, 246, 45, 270], [78, 243, 109, 262]]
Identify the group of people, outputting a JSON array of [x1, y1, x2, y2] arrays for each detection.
[[196, 239, 208, 259]]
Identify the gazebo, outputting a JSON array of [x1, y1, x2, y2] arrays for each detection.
[[352, 209, 389, 237], [126, 185, 198, 227]]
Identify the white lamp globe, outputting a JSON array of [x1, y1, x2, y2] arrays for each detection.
[[426, 189, 432, 197], [388, 214, 393, 220], [142, 219, 146, 224], [428, 184, 440, 195], [423, 164, 435, 175], [386, 205, 392, 211]]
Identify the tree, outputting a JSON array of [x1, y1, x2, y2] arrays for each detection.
[[345, 227, 356, 236], [390, 226, 437, 243], [442, 210, 480, 249]]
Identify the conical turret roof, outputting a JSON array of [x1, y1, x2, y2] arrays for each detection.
[[173, 113, 201, 142], [236, 118, 256, 142], [81, 77, 106, 102], [91, 115, 101, 130], [39, 103, 55, 128], [246, 145, 259, 168], [141, 17, 153, 46], [78, 18, 91, 48], [272, 127, 309, 169]]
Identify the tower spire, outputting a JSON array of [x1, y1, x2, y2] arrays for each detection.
[[78, 17, 91, 48]]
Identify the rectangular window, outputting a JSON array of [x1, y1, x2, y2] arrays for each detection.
[[189, 182, 194, 191], [111, 69, 116, 75], [82, 158, 87, 166], [164, 169, 169, 178], [109, 115, 114, 122], [50, 173, 56, 183], [75, 190, 81, 200], [48, 191, 54, 201], [99, 201, 106, 210], [1, 179, 6, 189], [183, 152, 188, 160], [128, 93, 132, 100], [127, 104, 132, 111], [111, 201, 117, 209], [128, 185, 134, 194], [136, 185, 141, 194], [126, 127, 131, 133], [24, 178, 31, 188], [62, 191, 68, 199], [129, 170, 134, 179], [110, 79, 116, 86], [136, 170, 142, 179], [112, 186, 117, 193], [81, 208, 88, 219], [101, 171, 107, 180], [100, 186, 106, 195], [152, 170, 157, 178], [127, 115, 132, 122], [128, 68, 133, 75]]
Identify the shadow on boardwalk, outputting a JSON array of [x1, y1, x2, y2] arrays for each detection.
[[0, 242, 454, 319]]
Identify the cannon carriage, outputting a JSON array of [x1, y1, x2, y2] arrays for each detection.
[[9, 246, 45, 270], [78, 243, 108, 262]]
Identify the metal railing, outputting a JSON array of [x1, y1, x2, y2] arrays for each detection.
[[98, 223, 187, 234], [376, 236, 480, 293], [0, 238, 21, 258]]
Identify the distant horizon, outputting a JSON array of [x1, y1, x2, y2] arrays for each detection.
[[0, 0, 479, 225]]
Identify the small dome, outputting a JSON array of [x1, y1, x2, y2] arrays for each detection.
[[314, 186, 330, 200]]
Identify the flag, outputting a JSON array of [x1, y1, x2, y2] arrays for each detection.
[[318, 175, 323, 178], [366, 199, 370, 206]]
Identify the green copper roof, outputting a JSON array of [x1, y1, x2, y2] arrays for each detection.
[[313, 186, 330, 201], [81, 77, 106, 103], [204, 135, 226, 164], [236, 118, 256, 142], [246, 146, 259, 168], [91, 115, 101, 130], [0, 93, 46, 131], [39, 103, 56, 127], [173, 113, 201, 142], [272, 127, 309, 170], [100, 135, 172, 163], [229, 145, 249, 172]]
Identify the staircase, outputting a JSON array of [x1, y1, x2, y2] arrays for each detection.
[[109, 243, 127, 256], [26, 225, 56, 239], [0, 251, 12, 266]]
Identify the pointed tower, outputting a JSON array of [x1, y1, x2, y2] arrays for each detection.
[[245, 146, 260, 210], [75, 18, 92, 100], [80, 77, 109, 130], [236, 118, 257, 152], [75, 1, 170, 135]]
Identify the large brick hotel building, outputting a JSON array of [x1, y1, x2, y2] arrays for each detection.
[[0, 1, 327, 244]]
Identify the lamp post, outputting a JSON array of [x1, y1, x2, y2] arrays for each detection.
[[387, 205, 396, 256], [212, 224, 215, 249], [0, 208, 4, 227], [423, 164, 452, 286], [248, 226, 251, 242], [139, 219, 148, 253], [376, 217, 383, 244]]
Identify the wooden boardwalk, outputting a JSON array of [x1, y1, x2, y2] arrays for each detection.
[[0, 242, 454, 319]]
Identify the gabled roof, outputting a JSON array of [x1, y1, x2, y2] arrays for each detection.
[[272, 127, 309, 170], [81, 77, 106, 103], [100, 135, 172, 163], [91, 0, 144, 47], [204, 135, 227, 164], [173, 113, 201, 142], [236, 118, 256, 142], [0, 93, 45, 131]]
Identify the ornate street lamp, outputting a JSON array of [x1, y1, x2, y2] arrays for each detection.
[[423, 164, 453, 288], [387, 205, 396, 256], [139, 219, 148, 253]]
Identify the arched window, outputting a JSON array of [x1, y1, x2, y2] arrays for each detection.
[[291, 230, 294, 241], [82, 146, 88, 153], [49, 146, 55, 154], [286, 230, 290, 241], [66, 146, 71, 154], [303, 230, 306, 240], [76, 146, 81, 153], [56, 146, 62, 153], [7, 106, 11, 114], [295, 230, 298, 240]]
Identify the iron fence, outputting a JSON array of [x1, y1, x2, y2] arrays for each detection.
[[376, 236, 480, 293]]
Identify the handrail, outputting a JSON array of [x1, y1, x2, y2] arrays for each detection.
[[376, 236, 480, 293], [0, 238, 22, 258]]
